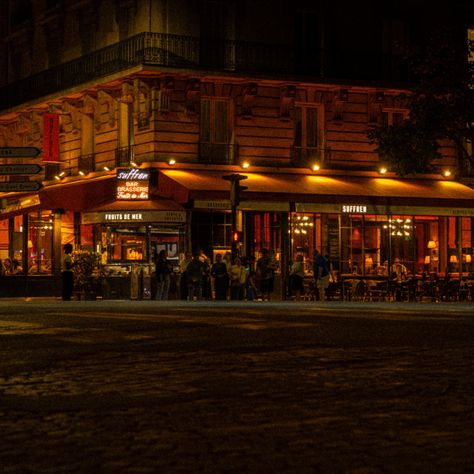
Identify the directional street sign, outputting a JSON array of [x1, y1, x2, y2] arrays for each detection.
[[0, 147, 41, 158], [0, 164, 42, 175], [0, 181, 42, 192]]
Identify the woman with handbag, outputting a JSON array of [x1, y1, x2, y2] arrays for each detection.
[[229, 257, 247, 300]]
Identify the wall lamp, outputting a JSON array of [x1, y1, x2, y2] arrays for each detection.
[[103, 165, 115, 172], [310, 163, 320, 172], [54, 171, 70, 180], [378, 166, 388, 175], [241, 161, 250, 169], [442, 169, 452, 178], [168, 158, 176, 166]]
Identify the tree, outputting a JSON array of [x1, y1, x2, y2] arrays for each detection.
[[368, 27, 474, 176]]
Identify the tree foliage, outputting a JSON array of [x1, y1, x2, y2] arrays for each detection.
[[368, 28, 474, 176]]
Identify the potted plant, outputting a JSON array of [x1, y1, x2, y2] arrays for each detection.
[[72, 249, 104, 300]]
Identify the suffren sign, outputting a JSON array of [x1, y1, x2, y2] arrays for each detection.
[[296, 203, 474, 217], [116, 168, 150, 200], [342, 205, 367, 213], [82, 210, 186, 225]]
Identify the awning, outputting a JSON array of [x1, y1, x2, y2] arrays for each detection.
[[82, 198, 186, 224], [158, 169, 474, 214], [39, 175, 117, 211], [0, 194, 41, 220]]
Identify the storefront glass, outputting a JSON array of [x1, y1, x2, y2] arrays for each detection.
[[28, 211, 53, 274], [288, 212, 474, 278]]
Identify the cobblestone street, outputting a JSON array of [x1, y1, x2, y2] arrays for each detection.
[[0, 300, 473, 473]]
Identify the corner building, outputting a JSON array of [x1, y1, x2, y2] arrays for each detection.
[[1, 0, 473, 298]]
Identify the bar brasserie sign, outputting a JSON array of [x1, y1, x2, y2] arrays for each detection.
[[116, 168, 149, 200]]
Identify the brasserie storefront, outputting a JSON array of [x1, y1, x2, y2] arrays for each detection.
[[1, 166, 473, 298]]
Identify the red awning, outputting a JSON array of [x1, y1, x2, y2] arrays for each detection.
[[39, 175, 116, 211], [86, 198, 184, 212]]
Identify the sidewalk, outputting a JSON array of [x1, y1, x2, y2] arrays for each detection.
[[0, 296, 472, 315]]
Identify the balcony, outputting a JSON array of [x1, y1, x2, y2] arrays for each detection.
[[115, 146, 135, 168], [78, 153, 96, 175], [291, 146, 330, 168], [199, 143, 238, 165], [0, 32, 294, 111]]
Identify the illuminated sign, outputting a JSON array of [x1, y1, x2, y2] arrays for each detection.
[[82, 210, 187, 224], [105, 213, 144, 221], [116, 168, 150, 200], [342, 205, 367, 213]]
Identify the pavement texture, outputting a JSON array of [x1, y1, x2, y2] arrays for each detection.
[[0, 300, 473, 473]]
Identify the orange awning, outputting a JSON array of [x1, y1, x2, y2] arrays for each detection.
[[158, 169, 474, 210]]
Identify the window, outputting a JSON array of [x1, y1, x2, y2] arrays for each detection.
[[382, 109, 407, 126], [199, 98, 234, 164], [293, 105, 324, 166]]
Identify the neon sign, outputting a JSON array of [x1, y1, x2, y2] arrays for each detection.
[[116, 168, 149, 200]]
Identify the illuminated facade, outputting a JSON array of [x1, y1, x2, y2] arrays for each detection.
[[0, 0, 473, 298]]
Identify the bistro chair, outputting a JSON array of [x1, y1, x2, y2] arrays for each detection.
[[352, 280, 368, 302], [366, 280, 389, 301]]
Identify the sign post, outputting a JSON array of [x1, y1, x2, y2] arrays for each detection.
[[0, 181, 42, 192], [0, 164, 42, 175], [0, 147, 41, 158]]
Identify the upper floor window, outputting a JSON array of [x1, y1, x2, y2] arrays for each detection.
[[199, 98, 234, 164], [382, 109, 407, 127], [200, 98, 230, 145], [293, 105, 325, 166]]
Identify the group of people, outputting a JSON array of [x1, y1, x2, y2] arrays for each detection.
[[154, 248, 279, 302], [289, 249, 333, 301], [0, 257, 23, 275]]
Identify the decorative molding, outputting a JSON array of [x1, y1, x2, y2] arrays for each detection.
[[155, 76, 174, 114], [98, 90, 117, 127], [61, 100, 81, 133], [331, 88, 348, 123], [280, 85, 296, 120], [120, 82, 134, 104], [185, 78, 201, 114], [241, 83, 258, 118], [83, 94, 102, 130], [368, 91, 384, 125]]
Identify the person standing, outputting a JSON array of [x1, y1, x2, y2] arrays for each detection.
[[61, 243, 74, 301], [313, 248, 329, 301], [155, 249, 173, 300], [289, 254, 305, 300], [186, 252, 205, 301], [256, 248, 278, 301], [211, 253, 229, 300], [179, 252, 192, 300], [229, 256, 247, 300]]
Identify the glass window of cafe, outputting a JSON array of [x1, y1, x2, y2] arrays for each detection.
[[27, 211, 54, 274], [2, 211, 55, 275], [289, 212, 473, 277], [80, 223, 185, 270]]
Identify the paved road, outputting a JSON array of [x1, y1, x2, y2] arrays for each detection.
[[0, 300, 473, 473]]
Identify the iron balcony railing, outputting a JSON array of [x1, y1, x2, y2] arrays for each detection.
[[78, 153, 96, 175], [0, 32, 295, 110], [115, 146, 135, 168], [199, 143, 238, 165], [291, 146, 331, 168]]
